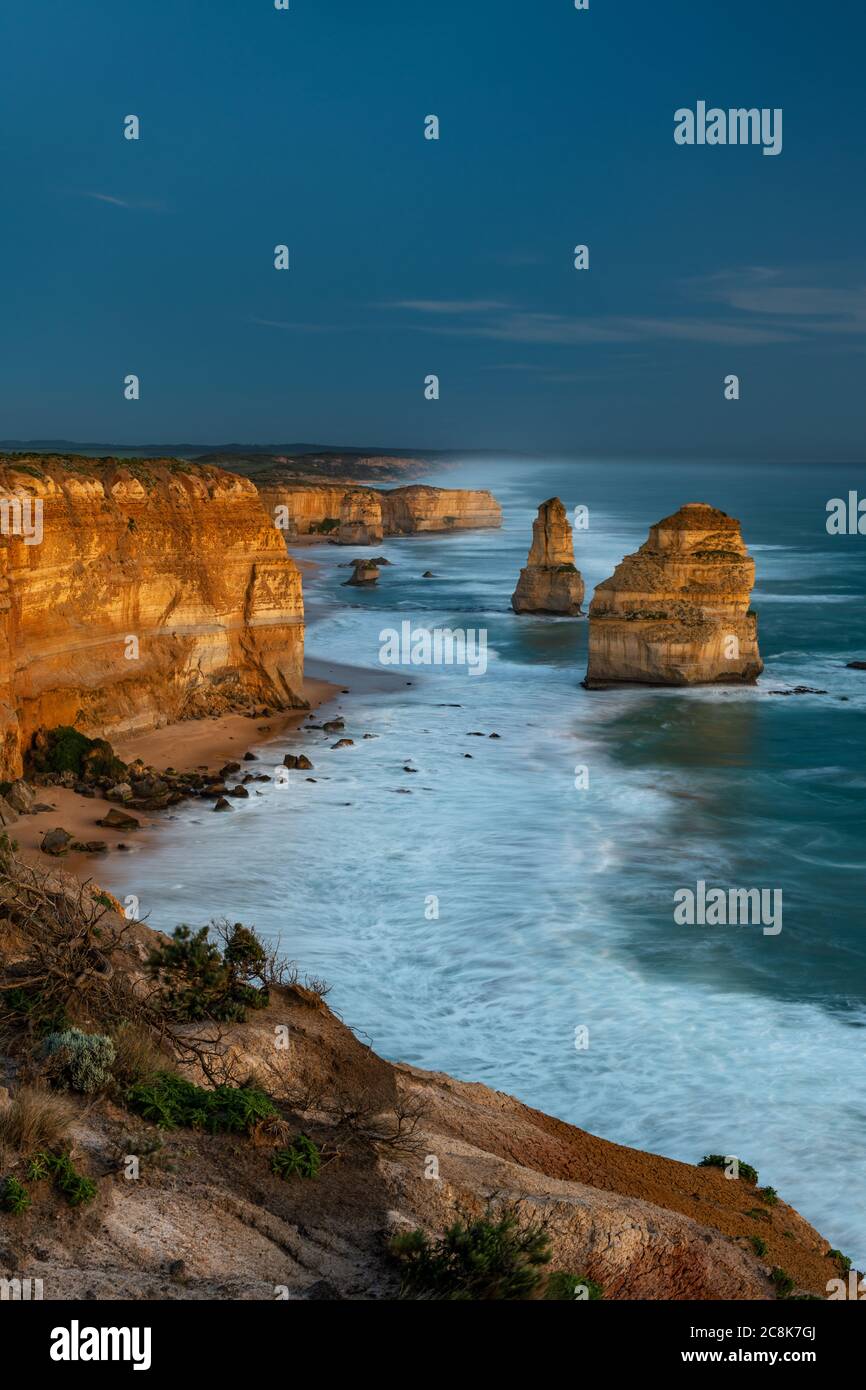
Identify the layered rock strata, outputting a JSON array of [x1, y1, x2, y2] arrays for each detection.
[[257, 481, 502, 537], [337, 490, 384, 545], [512, 497, 584, 615], [585, 502, 762, 687], [0, 456, 305, 778]]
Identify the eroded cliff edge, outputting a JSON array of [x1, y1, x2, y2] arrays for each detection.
[[257, 481, 502, 539], [0, 457, 305, 779], [585, 502, 762, 688]]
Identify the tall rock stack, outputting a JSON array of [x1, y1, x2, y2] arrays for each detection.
[[584, 502, 762, 687], [511, 498, 584, 615], [337, 490, 384, 545]]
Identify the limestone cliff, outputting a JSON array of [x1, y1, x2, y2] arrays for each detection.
[[585, 502, 762, 687], [0, 456, 305, 779], [512, 498, 584, 615], [257, 481, 502, 538], [337, 490, 384, 545]]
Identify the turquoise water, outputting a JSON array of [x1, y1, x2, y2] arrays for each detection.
[[100, 459, 866, 1263]]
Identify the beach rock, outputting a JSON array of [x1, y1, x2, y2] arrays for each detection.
[[5, 780, 35, 814], [106, 782, 134, 802], [322, 719, 345, 734], [243, 751, 258, 761], [97, 807, 141, 830], [337, 490, 384, 546], [283, 754, 314, 770], [344, 560, 380, 587], [0, 795, 19, 828], [228, 785, 249, 798], [41, 827, 73, 855], [213, 797, 233, 811], [331, 739, 354, 749], [220, 761, 241, 777], [585, 503, 763, 688], [72, 839, 108, 853], [511, 498, 584, 615]]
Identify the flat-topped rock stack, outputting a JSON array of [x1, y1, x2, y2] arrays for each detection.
[[585, 502, 762, 687], [511, 497, 584, 615]]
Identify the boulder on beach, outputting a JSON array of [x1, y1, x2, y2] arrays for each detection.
[[585, 503, 763, 688], [97, 807, 141, 831], [6, 780, 35, 814], [511, 498, 584, 615], [213, 797, 233, 811], [41, 827, 73, 856]]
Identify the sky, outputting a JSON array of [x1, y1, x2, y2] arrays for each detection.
[[0, 0, 863, 458]]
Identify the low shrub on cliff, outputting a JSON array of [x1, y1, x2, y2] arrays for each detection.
[[0, 1086, 75, 1156], [770, 1266, 795, 1299], [699, 1153, 759, 1184], [145, 922, 271, 1023], [42, 1029, 116, 1094], [0, 1176, 31, 1215], [127, 1071, 277, 1135], [25, 726, 128, 784], [270, 1134, 321, 1180], [27, 1149, 97, 1207], [389, 1211, 595, 1301]]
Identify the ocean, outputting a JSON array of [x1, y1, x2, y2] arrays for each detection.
[[98, 457, 866, 1264]]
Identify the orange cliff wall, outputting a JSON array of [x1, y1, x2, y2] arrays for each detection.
[[255, 481, 502, 536], [0, 458, 305, 779]]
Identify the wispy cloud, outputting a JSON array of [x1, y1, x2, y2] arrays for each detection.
[[80, 191, 165, 211], [385, 270, 866, 347], [387, 301, 799, 345]]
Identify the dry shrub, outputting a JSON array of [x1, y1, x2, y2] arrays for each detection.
[[0, 1084, 76, 1156], [110, 1020, 175, 1089]]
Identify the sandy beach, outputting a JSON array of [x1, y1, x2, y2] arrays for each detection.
[[13, 673, 342, 874]]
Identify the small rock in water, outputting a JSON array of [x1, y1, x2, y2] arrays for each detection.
[[228, 785, 249, 798], [331, 739, 354, 749], [489, 732, 501, 739], [213, 797, 233, 812], [422, 571, 434, 578], [846, 661, 866, 670], [243, 751, 258, 761]]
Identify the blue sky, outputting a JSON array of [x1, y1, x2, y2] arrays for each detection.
[[0, 0, 863, 457]]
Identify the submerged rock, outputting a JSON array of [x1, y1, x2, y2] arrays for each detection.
[[585, 503, 763, 688], [511, 498, 584, 615]]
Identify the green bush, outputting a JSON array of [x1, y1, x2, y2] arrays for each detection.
[[758, 1186, 778, 1207], [828, 1248, 852, 1272], [5, 986, 71, 1038], [146, 923, 269, 1022], [271, 1135, 321, 1180], [26, 726, 128, 783], [770, 1267, 795, 1299], [750, 1236, 768, 1258], [389, 1213, 588, 1301], [310, 517, 339, 534], [126, 1071, 277, 1134], [43, 1029, 116, 1094], [27, 1151, 96, 1207], [0, 1176, 31, 1215], [699, 1153, 759, 1184]]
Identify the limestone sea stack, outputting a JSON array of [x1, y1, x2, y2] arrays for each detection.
[[511, 498, 584, 615], [585, 502, 762, 687], [337, 489, 384, 545]]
